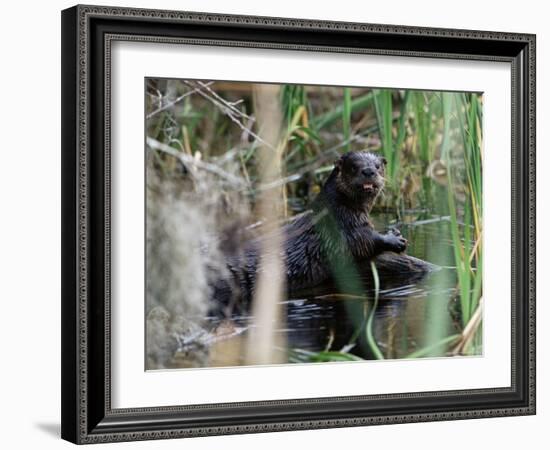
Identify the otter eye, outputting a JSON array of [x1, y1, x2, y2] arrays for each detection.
[[375, 163, 381, 170]]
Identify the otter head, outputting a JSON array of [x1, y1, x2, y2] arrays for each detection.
[[333, 151, 386, 207]]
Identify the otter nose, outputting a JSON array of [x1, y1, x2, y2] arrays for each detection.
[[362, 168, 376, 178]]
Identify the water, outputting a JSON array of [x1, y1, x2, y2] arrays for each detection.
[[169, 212, 467, 367]]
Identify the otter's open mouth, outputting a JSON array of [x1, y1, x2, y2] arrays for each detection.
[[362, 182, 376, 192]]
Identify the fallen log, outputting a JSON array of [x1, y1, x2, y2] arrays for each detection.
[[289, 252, 438, 299]]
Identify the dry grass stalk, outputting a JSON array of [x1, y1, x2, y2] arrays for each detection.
[[452, 297, 483, 355], [244, 84, 287, 365]]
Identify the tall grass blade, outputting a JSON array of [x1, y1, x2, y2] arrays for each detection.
[[342, 87, 352, 152], [312, 92, 375, 130], [366, 262, 384, 360], [406, 334, 460, 359]]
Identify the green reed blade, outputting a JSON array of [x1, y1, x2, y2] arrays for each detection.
[[312, 92, 375, 130], [366, 262, 384, 360], [343, 87, 352, 153], [406, 334, 461, 359]]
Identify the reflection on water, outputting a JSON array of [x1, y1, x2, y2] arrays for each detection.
[[169, 213, 471, 367]]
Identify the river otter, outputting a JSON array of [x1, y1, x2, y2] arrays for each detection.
[[213, 151, 408, 316]]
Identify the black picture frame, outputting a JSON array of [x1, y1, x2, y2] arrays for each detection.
[[61, 4, 536, 444]]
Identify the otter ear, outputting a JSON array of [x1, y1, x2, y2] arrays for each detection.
[[380, 157, 388, 166], [334, 156, 343, 172]]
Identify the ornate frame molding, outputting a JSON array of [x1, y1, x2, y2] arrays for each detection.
[[61, 4, 536, 444]]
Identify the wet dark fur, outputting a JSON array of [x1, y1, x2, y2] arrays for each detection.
[[213, 151, 407, 316]]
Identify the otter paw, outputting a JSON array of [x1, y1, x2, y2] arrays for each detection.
[[385, 233, 408, 253], [388, 227, 402, 237]]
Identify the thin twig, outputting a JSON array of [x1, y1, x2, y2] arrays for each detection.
[[182, 80, 276, 151], [256, 173, 303, 192], [408, 216, 452, 226], [145, 82, 215, 119], [194, 81, 253, 120], [146, 137, 247, 188]]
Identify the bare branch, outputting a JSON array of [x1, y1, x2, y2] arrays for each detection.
[[182, 80, 276, 151], [145, 82, 215, 119], [194, 81, 253, 121], [146, 137, 248, 188]]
